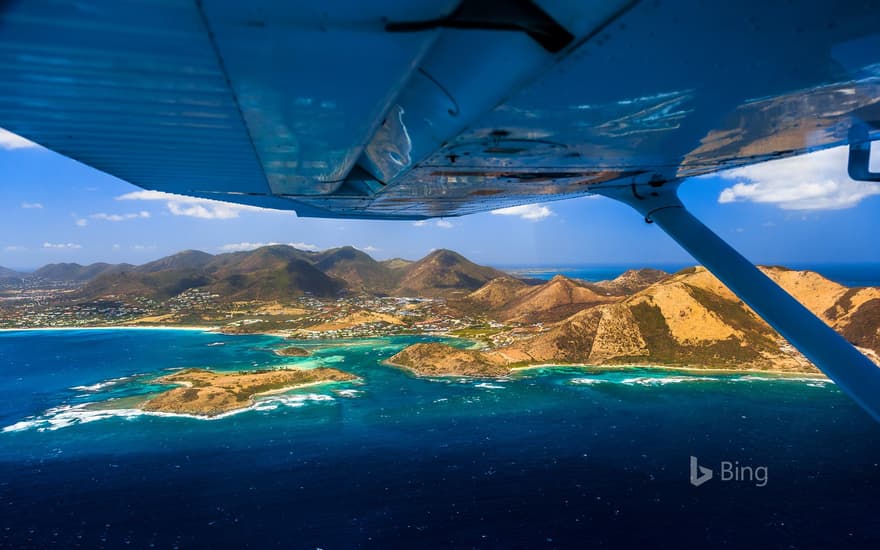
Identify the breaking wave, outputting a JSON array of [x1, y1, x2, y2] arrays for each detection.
[[568, 373, 833, 387], [71, 375, 140, 392], [620, 376, 717, 386], [570, 378, 606, 385], [3, 393, 341, 433]]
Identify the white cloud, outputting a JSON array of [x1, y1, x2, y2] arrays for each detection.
[[289, 242, 320, 251], [75, 218, 88, 227], [112, 244, 121, 250], [357, 245, 380, 253], [413, 219, 454, 229], [717, 146, 880, 210], [116, 190, 275, 220], [130, 244, 157, 251], [219, 241, 320, 252], [43, 242, 82, 249], [491, 203, 554, 221], [4, 245, 25, 252], [0, 128, 39, 150], [90, 211, 151, 222], [21, 202, 43, 209]]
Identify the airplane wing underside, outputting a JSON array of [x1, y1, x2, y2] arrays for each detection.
[[2, 0, 880, 219]]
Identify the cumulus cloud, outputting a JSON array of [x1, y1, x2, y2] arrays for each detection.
[[490, 203, 554, 221], [90, 211, 151, 222], [75, 218, 88, 227], [0, 128, 39, 150], [43, 242, 81, 249], [413, 219, 454, 229], [219, 241, 320, 252], [21, 202, 43, 209], [116, 190, 275, 219], [289, 242, 320, 251], [357, 245, 380, 253], [717, 146, 880, 210], [4, 245, 26, 252]]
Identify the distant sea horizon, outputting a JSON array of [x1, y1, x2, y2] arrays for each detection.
[[500, 262, 880, 288]]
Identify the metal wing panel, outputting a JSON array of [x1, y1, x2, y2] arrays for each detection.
[[198, 0, 456, 195], [2, 0, 880, 220], [0, 0, 455, 197], [407, 0, 880, 178], [0, 0, 271, 195]]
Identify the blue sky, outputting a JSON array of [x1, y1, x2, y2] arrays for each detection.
[[2, 128, 879, 270]]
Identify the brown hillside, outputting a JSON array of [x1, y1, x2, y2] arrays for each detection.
[[592, 268, 670, 295], [391, 266, 880, 376], [394, 249, 508, 298], [496, 275, 616, 323], [313, 246, 399, 293], [464, 277, 530, 310]]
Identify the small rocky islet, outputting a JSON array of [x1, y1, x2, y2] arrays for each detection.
[[140, 367, 355, 416], [273, 346, 311, 357]]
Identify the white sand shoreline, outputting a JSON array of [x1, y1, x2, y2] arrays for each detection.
[[509, 363, 825, 378], [0, 325, 219, 333]]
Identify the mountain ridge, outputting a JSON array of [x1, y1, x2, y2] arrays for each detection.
[[391, 265, 880, 375], [67, 246, 513, 301]]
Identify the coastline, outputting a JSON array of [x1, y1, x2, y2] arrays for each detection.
[[1, 326, 828, 379], [509, 363, 826, 378], [0, 325, 219, 333], [384, 357, 827, 380]]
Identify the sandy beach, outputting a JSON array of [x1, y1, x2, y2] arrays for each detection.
[[509, 362, 826, 378], [0, 325, 219, 333]]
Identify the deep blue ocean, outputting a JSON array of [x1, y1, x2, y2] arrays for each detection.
[[1, 329, 880, 548]]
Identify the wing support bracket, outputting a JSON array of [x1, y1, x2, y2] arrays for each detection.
[[848, 123, 880, 182], [592, 180, 880, 421]]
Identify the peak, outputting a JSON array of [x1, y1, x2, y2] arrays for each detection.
[[426, 249, 461, 259], [250, 245, 292, 252], [330, 245, 369, 256], [137, 249, 214, 273], [674, 266, 702, 277], [315, 246, 377, 266], [612, 268, 670, 284], [549, 274, 572, 283], [490, 275, 522, 283], [480, 276, 526, 288], [42, 262, 83, 268], [760, 265, 794, 273], [173, 249, 212, 258], [420, 249, 468, 267], [619, 267, 668, 277]]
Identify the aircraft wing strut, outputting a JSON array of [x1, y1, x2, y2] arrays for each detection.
[[596, 179, 880, 422]]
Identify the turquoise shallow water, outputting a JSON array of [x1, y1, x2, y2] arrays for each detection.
[[1, 329, 879, 548]]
